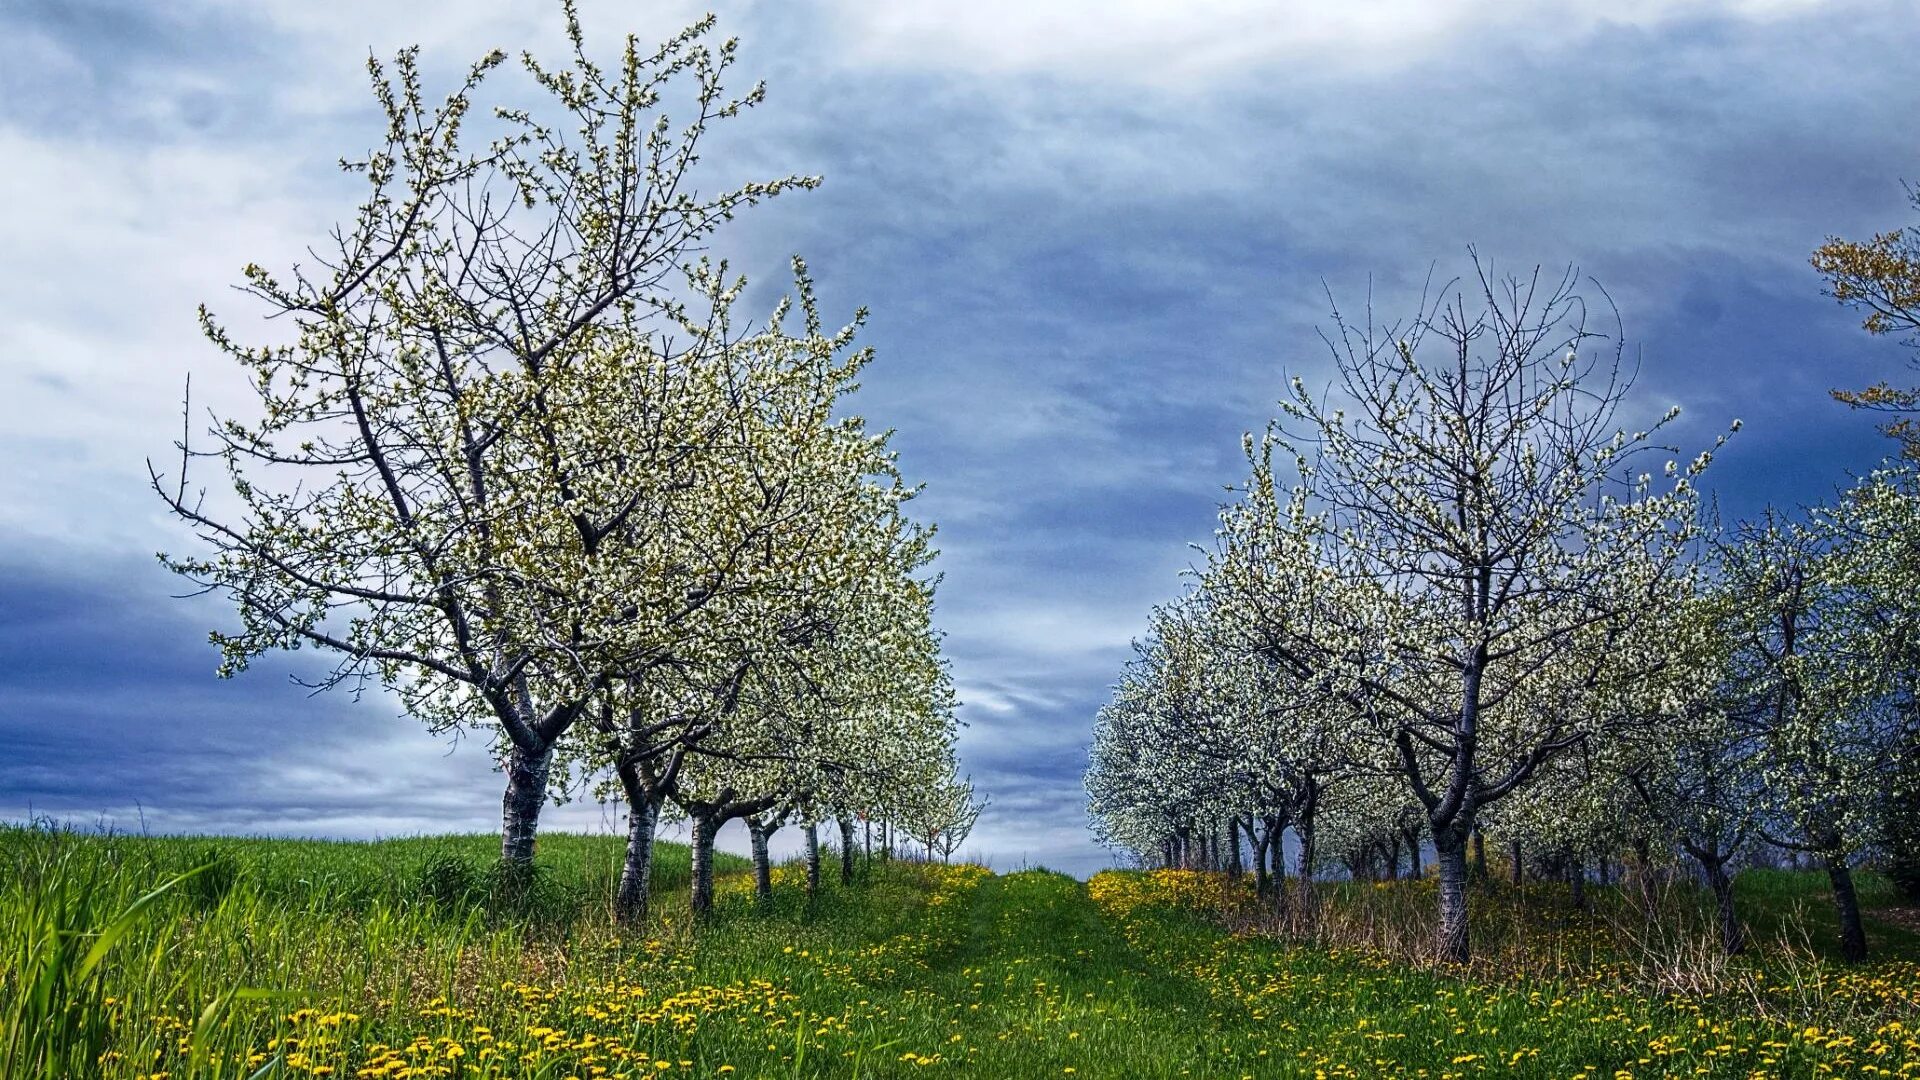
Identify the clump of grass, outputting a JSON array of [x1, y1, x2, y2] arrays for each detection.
[[1, 835, 210, 1079], [417, 851, 480, 912], [183, 844, 241, 910]]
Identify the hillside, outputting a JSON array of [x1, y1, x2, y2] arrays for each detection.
[[4, 829, 1919, 1077]]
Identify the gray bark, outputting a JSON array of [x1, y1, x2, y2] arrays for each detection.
[[615, 792, 660, 924], [749, 819, 774, 900], [689, 810, 720, 914], [1435, 825, 1472, 963], [500, 742, 553, 864], [1826, 854, 1869, 963], [804, 820, 821, 894], [1295, 813, 1317, 923], [613, 749, 680, 925], [1252, 825, 1271, 897], [838, 816, 857, 885], [1266, 816, 1290, 919], [1696, 852, 1745, 955]]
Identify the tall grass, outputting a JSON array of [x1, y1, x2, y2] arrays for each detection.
[[0, 825, 746, 1078], [1, 841, 212, 1077]]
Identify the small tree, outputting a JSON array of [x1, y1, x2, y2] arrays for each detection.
[[1830, 468, 1920, 905], [1583, 583, 1764, 955], [1718, 511, 1902, 963], [904, 775, 986, 863]]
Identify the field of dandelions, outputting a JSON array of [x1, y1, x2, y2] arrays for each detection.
[[5, 826, 1919, 1078]]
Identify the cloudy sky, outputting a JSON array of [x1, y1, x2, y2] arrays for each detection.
[[3, 0, 1917, 876]]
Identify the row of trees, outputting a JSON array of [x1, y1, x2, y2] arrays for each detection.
[[153, 6, 981, 922], [1088, 257, 1920, 965]]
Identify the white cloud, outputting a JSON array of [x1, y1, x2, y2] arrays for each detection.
[[819, 0, 1828, 85]]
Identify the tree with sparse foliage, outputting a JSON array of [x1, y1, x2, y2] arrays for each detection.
[[1814, 182, 1920, 458], [904, 774, 987, 863]]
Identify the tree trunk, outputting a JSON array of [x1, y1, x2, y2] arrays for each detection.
[[749, 820, 774, 901], [1569, 857, 1587, 910], [1511, 839, 1524, 888], [1295, 814, 1317, 924], [1253, 827, 1271, 897], [1471, 827, 1487, 882], [1226, 817, 1244, 880], [1826, 854, 1869, 963], [1269, 824, 1290, 919], [1700, 854, 1744, 955], [615, 790, 661, 924], [804, 821, 822, 895], [839, 817, 857, 885], [689, 811, 720, 915], [1403, 822, 1423, 878], [500, 742, 553, 864], [1434, 825, 1472, 964], [1631, 835, 1657, 911]]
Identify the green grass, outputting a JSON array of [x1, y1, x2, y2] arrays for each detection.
[[1734, 867, 1920, 957], [3, 827, 1918, 1078], [0, 829, 735, 915]]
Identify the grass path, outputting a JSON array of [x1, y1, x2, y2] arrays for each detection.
[[913, 870, 1226, 1076]]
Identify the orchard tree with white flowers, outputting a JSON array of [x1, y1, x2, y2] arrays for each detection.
[[152, 5, 823, 867], [1716, 486, 1920, 963], [1095, 259, 1737, 963]]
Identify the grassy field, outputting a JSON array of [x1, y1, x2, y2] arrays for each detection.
[[4, 827, 1919, 1078]]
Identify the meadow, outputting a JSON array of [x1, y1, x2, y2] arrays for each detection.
[[4, 826, 1919, 1078]]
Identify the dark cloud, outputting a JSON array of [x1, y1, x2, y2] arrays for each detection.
[[0, 560, 484, 828]]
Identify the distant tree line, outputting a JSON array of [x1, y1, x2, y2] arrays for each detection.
[[1089, 244, 1920, 966]]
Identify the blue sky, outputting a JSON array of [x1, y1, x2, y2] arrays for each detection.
[[2, 0, 1916, 877]]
